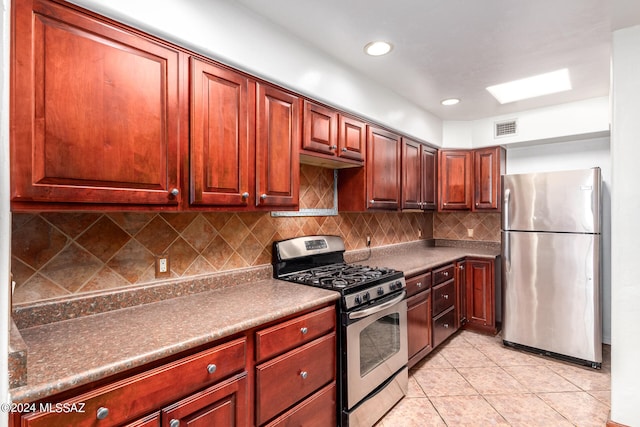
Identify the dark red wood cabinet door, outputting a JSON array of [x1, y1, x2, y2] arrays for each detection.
[[338, 114, 366, 162], [190, 58, 252, 207], [473, 146, 504, 211], [407, 290, 432, 360], [421, 146, 438, 210], [162, 373, 249, 427], [465, 258, 494, 329], [366, 126, 401, 210], [402, 138, 422, 210], [438, 150, 472, 210], [255, 83, 300, 208], [302, 100, 337, 156], [11, 0, 181, 207]]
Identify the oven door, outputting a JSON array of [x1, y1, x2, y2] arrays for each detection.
[[345, 291, 408, 409]]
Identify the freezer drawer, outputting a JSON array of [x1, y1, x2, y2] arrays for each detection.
[[502, 231, 602, 364]]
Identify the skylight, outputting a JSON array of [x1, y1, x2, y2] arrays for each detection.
[[486, 69, 572, 104]]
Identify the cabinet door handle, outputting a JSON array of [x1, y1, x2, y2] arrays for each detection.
[[300, 371, 308, 379], [241, 192, 249, 199], [260, 194, 267, 200], [370, 200, 375, 204], [96, 407, 109, 420], [170, 188, 179, 196], [207, 364, 217, 374], [169, 419, 180, 427], [330, 145, 337, 150], [300, 327, 308, 335], [341, 147, 347, 152]]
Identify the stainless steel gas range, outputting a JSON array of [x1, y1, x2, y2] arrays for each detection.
[[273, 235, 408, 427]]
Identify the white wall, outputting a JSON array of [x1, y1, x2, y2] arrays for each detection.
[[67, 0, 443, 146], [506, 137, 612, 345], [443, 97, 610, 148], [0, 0, 10, 423], [610, 24, 640, 427]]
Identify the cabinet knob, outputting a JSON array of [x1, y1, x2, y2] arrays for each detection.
[[370, 200, 375, 204], [300, 371, 308, 379], [260, 194, 268, 200], [443, 323, 449, 329], [96, 407, 109, 420], [416, 282, 422, 288], [300, 327, 308, 335], [207, 364, 217, 374], [169, 419, 180, 427], [475, 202, 479, 207], [330, 145, 337, 150], [169, 188, 180, 196], [241, 192, 249, 199], [443, 294, 449, 300], [444, 271, 449, 277], [460, 265, 465, 270], [341, 147, 347, 152]]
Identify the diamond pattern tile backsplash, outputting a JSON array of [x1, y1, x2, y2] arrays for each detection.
[[10, 165, 500, 305], [433, 212, 501, 241]]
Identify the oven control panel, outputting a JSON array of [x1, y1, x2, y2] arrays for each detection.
[[344, 278, 406, 310]]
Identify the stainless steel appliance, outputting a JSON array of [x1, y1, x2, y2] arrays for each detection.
[[502, 167, 602, 368], [273, 235, 408, 426]]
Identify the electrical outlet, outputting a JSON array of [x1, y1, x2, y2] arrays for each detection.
[[366, 236, 371, 247], [155, 255, 170, 278], [467, 228, 474, 238]]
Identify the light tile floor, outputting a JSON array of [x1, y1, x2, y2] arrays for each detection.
[[377, 330, 611, 427]]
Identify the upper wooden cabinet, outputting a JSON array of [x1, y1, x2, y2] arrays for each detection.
[[300, 100, 364, 168], [11, 0, 182, 209], [402, 138, 437, 210], [256, 83, 300, 209], [190, 58, 253, 207], [438, 147, 505, 212], [438, 150, 473, 210], [473, 146, 506, 210], [338, 125, 400, 211]]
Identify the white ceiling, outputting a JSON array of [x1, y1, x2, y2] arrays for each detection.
[[234, 0, 640, 121]]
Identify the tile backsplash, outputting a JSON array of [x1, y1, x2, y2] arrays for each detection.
[[10, 165, 500, 306]]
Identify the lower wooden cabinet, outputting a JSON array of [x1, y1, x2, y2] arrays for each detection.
[[161, 373, 249, 427], [432, 306, 457, 348], [407, 289, 432, 368], [464, 257, 497, 334], [255, 307, 336, 426], [13, 303, 337, 427]]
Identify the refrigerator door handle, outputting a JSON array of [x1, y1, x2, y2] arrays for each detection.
[[503, 188, 510, 230], [504, 232, 511, 273]]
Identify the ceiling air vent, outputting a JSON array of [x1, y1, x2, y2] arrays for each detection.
[[494, 119, 517, 138]]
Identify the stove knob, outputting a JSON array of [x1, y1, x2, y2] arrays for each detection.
[[377, 287, 384, 296], [363, 292, 371, 302], [394, 280, 402, 289], [354, 295, 362, 305], [389, 282, 397, 291]]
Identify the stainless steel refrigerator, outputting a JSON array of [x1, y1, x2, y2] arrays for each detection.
[[502, 167, 602, 368]]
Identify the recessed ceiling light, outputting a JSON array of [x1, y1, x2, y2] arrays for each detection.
[[364, 41, 393, 56], [486, 68, 572, 104], [441, 98, 460, 106]]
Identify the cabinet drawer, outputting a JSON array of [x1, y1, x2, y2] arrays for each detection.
[[432, 306, 456, 348], [406, 272, 431, 297], [21, 338, 246, 427], [256, 333, 336, 425], [264, 383, 336, 427], [256, 305, 336, 363], [433, 264, 455, 285], [432, 280, 455, 315]]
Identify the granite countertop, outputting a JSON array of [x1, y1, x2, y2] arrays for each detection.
[[346, 241, 500, 277], [10, 240, 501, 404], [10, 279, 340, 403]]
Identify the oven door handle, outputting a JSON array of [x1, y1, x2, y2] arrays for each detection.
[[348, 291, 406, 320]]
